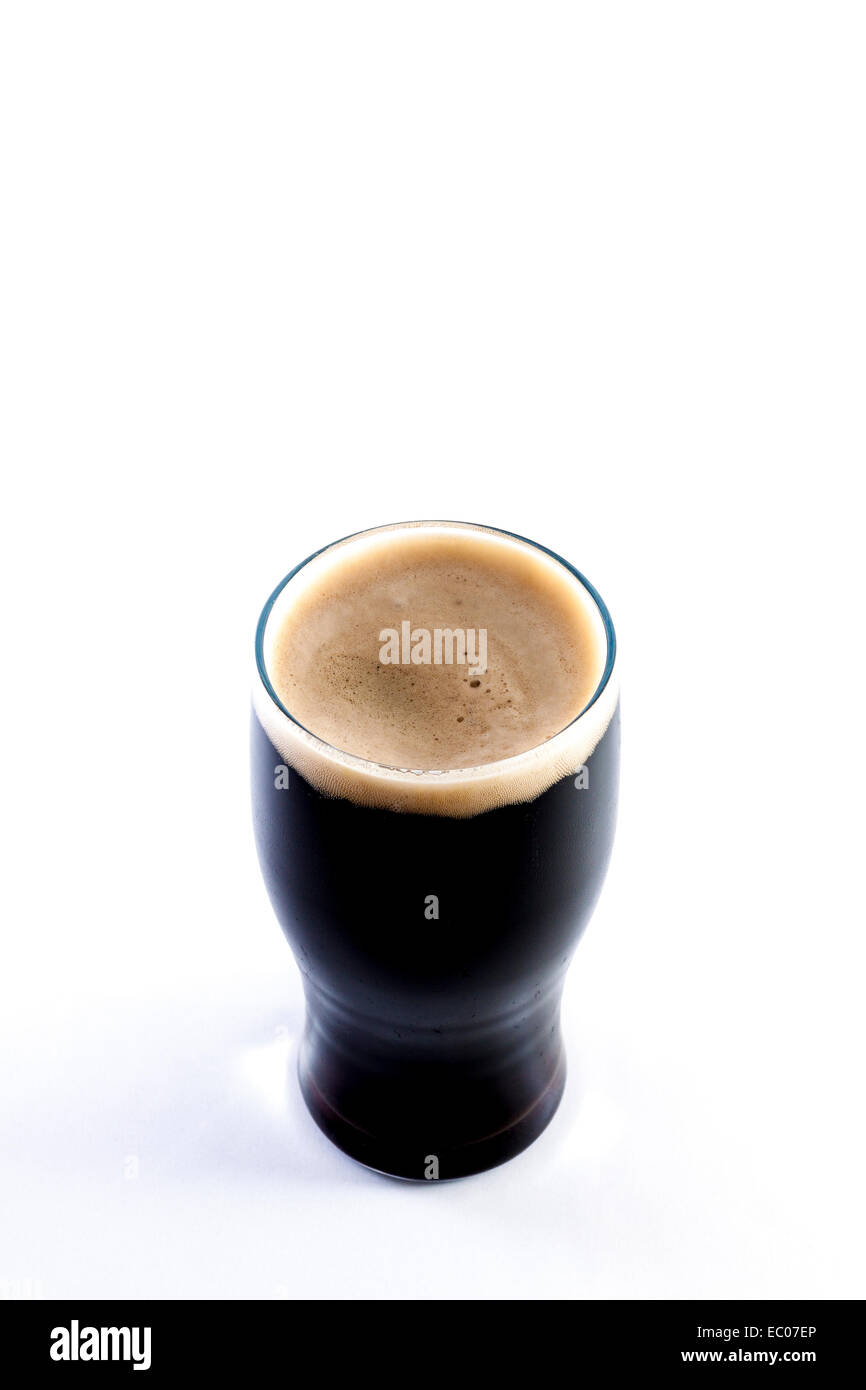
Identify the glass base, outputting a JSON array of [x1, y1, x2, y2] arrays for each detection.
[[298, 1050, 566, 1181]]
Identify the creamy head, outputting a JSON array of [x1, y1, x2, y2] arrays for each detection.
[[254, 522, 617, 816]]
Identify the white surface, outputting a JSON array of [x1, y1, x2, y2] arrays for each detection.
[[1, 2, 864, 1300]]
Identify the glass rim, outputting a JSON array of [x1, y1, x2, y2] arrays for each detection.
[[255, 520, 617, 776]]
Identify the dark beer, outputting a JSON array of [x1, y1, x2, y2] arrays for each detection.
[[251, 522, 619, 1179]]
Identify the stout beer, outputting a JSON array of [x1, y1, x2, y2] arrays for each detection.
[[251, 521, 619, 1179]]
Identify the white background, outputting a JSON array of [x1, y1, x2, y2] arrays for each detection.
[[1, 2, 864, 1300]]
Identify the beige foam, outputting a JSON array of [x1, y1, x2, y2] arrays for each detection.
[[254, 522, 618, 817]]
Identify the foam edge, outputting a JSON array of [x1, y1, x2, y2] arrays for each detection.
[[253, 663, 618, 818]]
